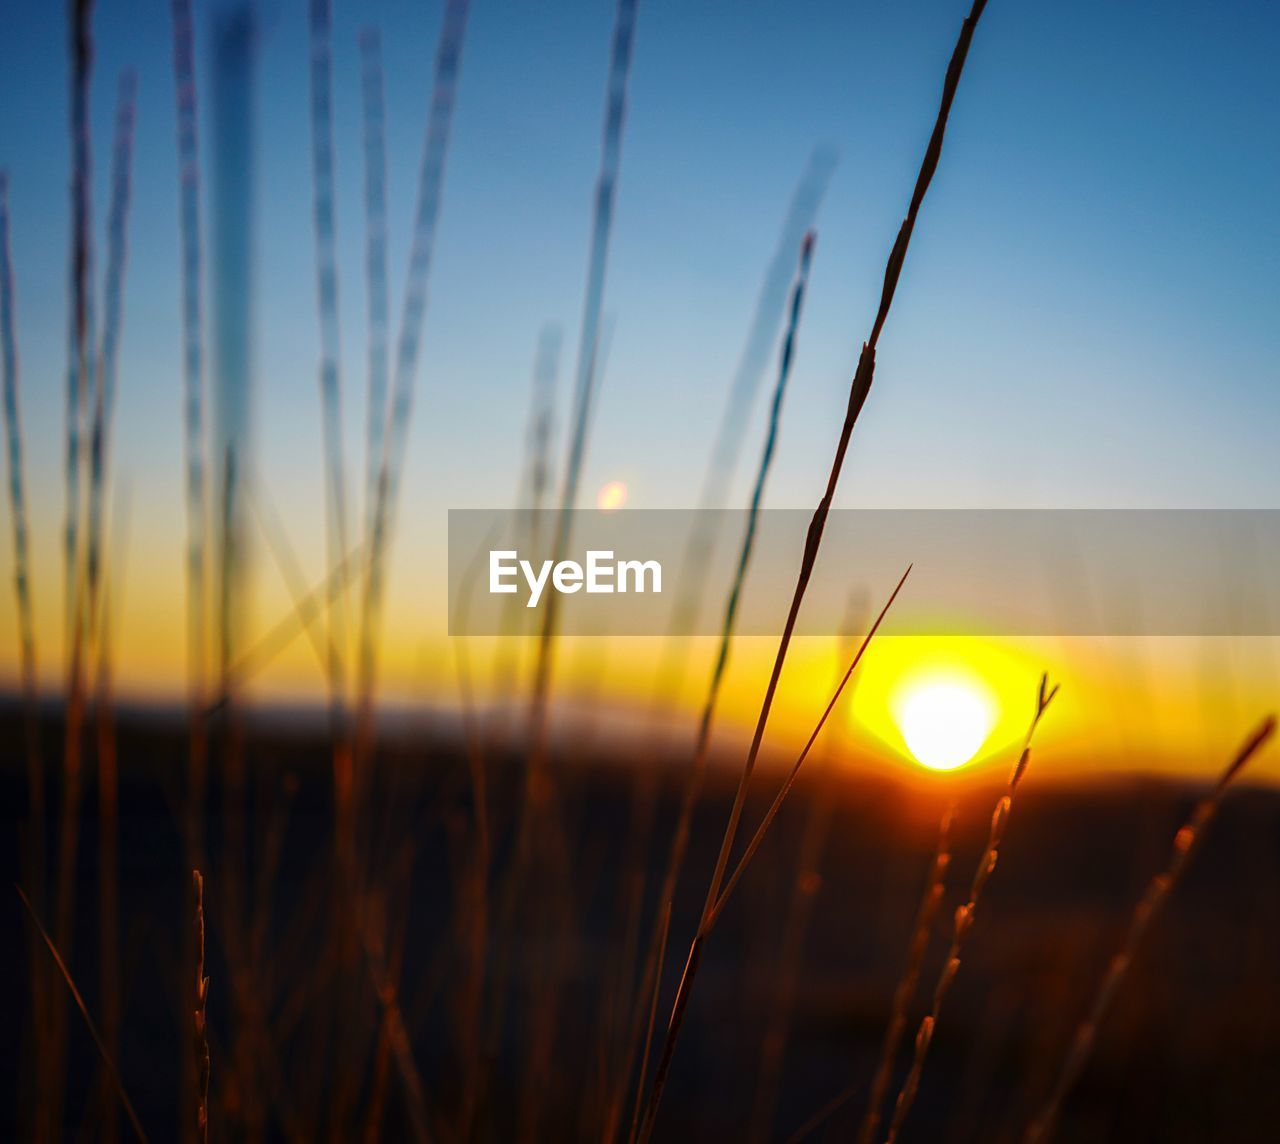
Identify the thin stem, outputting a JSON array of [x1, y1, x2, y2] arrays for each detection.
[[621, 233, 817, 1131], [1024, 715, 1275, 1144], [857, 805, 953, 1144], [884, 675, 1059, 1144], [17, 885, 149, 1143], [638, 0, 992, 1132]]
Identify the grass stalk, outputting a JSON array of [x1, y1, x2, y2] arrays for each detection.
[[359, 0, 471, 738], [1023, 714, 1276, 1144], [360, 904, 433, 1144], [95, 570, 121, 1144], [641, 10, 993, 1131], [64, 0, 96, 653], [359, 26, 390, 548], [84, 70, 137, 661], [625, 898, 672, 1144], [617, 232, 816, 1134], [705, 568, 911, 931], [193, 871, 210, 1144], [50, 3, 99, 1129], [82, 101, 136, 1125], [639, 566, 909, 1143], [525, 0, 639, 746], [884, 674, 1059, 1144], [0, 169, 49, 1120], [306, 0, 353, 716], [491, 324, 562, 714], [305, 22, 357, 1062], [857, 804, 954, 1144], [487, 5, 639, 1120], [657, 148, 835, 669], [169, 4, 210, 1127], [748, 599, 866, 1143], [448, 537, 494, 1137], [18, 885, 148, 1143]]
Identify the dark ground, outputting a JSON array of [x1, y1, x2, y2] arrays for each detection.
[[3, 700, 1280, 1142]]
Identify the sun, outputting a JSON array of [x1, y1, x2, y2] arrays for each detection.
[[846, 637, 1041, 775], [892, 674, 997, 772]]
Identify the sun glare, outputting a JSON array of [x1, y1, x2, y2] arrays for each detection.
[[597, 480, 628, 511], [893, 675, 997, 772]]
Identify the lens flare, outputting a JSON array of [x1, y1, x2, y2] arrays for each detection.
[[597, 480, 628, 511]]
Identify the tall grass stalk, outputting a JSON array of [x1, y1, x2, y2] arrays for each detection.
[[675, 229, 816, 839], [857, 803, 953, 1144], [360, 851, 415, 1143], [64, 0, 97, 652], [352, 8, 468, 1124], [1023, 714, 1276, 1144], [193, 871, 210, 1144], [94, 573, 121, 1144], [51, 3, 99, 1127], [638, 566, 910, 1142], [84, 71, 137, 660], [705, 569, 911, 931], [884, 675, 1058, 1144], [526, 0, 639, 742], [487, 7, 639, 1121], [208, 9, 259, 1127], [749, 597, 866, 1143], [0, 164, 47, 1056], [307, 10, 360, 1113], [613, 172, 835, 1124], [447, 537, 494, 1137], [490, 324, 563, 733], [617, 232, 816, 1132], [359, 0, 470, 736], [360, 907, 432, 1143], [306, 0, 352, 706], [82, 102, 135, 1108], [519, 325, 562, 563], [359, 27, 390, 550], [640, 1, 991, 1130], [624, 898, 672, 1144], [620, 163, 836, 983], [658, 149, 835, 668], [18, 886, 148, 1143], [169, 5, 210, 1126]]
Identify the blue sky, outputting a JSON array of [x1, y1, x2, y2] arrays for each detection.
[[2, 0, 1279, 701]]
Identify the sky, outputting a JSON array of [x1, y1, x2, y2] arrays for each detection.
[[1, 0, 1279, 780]]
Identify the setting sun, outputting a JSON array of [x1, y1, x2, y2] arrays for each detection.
[[849, 637, 1043, 774], [892, 674, 996, 771]]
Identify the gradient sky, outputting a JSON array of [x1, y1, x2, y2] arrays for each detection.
[[2, 0, 1279, 778]]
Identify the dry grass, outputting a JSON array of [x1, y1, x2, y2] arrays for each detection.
[[18, 885, 148, 1143], [192, 870, 210, 1144], [1024, 715, 1276, 1143], [884, 675, 1058, 1143], [0, 166, 49, 1135], [638, 2, 993, 1132], [639, 566, 910, 1140], [857, 803, 954, 1144], [612, 231, 816, 1138], [10, 0, 1280, 1140]]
